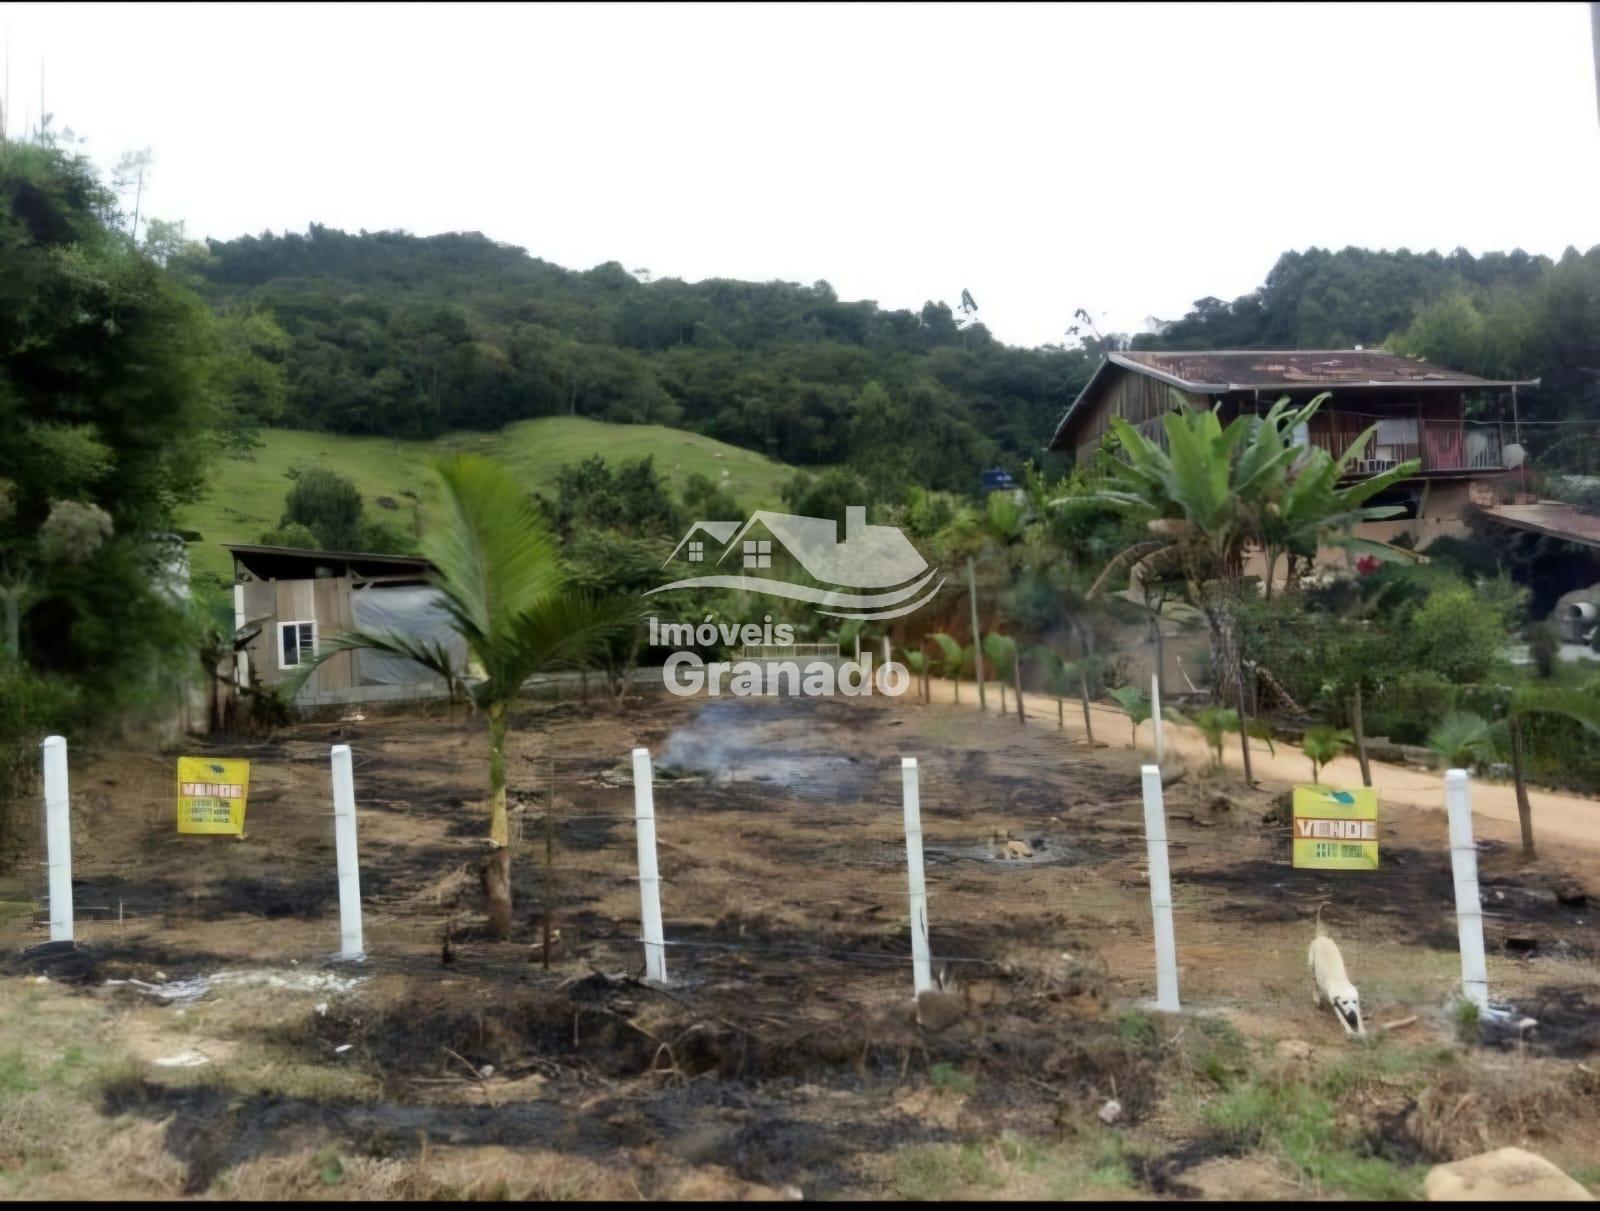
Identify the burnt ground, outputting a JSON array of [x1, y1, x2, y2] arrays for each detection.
[[2, 690, 1599, 1199]]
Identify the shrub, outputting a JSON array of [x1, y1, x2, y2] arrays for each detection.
[[1403, 584, 1514, 684], [257, 522, 318, 550], [281, 468, 364, 550], [0, 669, 79, 867], [1370, 670, 1458, 744]]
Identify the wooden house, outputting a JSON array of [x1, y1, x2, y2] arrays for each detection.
[[1048, 349, 1539, 553], [227, 544, 462, 706]]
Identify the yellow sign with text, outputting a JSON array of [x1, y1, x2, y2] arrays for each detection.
[[1292, 785, 1378, 870], [176, 757, 251, 835]]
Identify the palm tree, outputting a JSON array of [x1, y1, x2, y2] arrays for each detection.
[[1167, 704, 1238, 772], [1108, 685, 1151, 748], [1301, 725, 1354, 785], [311, 454, 637, 940], [902, 647, 930, 703], [982, 631, 1025, 723], [1425, 710, 1497, 771], [938, 492, 1029, 711], [929, 632, 964, 704], [1495, 685, 1600, 857]]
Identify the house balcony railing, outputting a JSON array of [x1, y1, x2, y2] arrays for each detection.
[[1308, 419, 1509, 476], [1127, 414, 1509, 477]]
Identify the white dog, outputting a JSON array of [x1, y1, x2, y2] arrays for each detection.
[[1308, 903, 1364, 1036]]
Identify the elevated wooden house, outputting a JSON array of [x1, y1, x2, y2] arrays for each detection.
[[1048, 349, 1539, 552]]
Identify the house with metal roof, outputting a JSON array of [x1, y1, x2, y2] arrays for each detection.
[[227, 544, 464, 706], [1049, 349, 1541, 553]]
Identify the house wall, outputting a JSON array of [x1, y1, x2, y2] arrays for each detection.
[[236, 574, 356, 694], [1070, 368, 1206, 463], [1237, 476, 1489, 589]]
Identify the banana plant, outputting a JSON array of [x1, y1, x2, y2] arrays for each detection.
[[1075, 393, 1417, 701], [1260, 423, 1426, 597]]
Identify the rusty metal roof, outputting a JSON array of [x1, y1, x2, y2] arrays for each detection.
[[1482, 503, 1600, 552], [1048, 349, 1539, 451], [1112, 350, 1531, 391]]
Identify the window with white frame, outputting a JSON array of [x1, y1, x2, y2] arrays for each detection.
[[687, 540, 705, 562], [743, 539, 772, 569], [278, 620, 317, 669]]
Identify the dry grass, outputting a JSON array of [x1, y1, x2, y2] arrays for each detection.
[[214, 1144, 797, 1201], [1401, 1055, 1600, 1163]]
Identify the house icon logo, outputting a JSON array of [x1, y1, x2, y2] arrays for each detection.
[[648, 506, 944, 621]]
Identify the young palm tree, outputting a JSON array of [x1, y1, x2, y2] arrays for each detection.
[[939, 491, 1029, 711], [1108, 685, 1152, 748], [929, 632, 964, 704], [902, 647, 930, 703], [982, 631, 1025, 723], [1166, 704, 1239, 772], [1301, 725, 1354, 785], [1425, 710, 1497, 771], [313, 454, 638, 940]]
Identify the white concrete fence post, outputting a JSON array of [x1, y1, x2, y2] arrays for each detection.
[[631, 747, 668, 984], [1140, 764, 1181, 1012], [1151, 672, 1165, 764], [330, 744, 364, 960], [901, 757, 934, 996], [42, 735, 72, 943], [1445, 769, 1489, 1012]]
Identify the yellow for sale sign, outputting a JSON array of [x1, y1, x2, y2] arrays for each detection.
[[1292, 785, 1378, 870], [177, 757, 250, 835]]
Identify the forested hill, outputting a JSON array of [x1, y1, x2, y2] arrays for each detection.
[[180, 226, 1097, 493], [1136, 245, 1600, 463], [183, 229, 1600, 488]]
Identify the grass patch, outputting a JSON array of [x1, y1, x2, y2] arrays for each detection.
[[1187, 1017, 1248, 1089], [893, 1131, 1140, 1201], [1112, 1009, 1161, 1052], [928, 1062, 976, 1096], [1203, 1075, 1424, 1199], [1319, 1038, 1456, 1098], [1568, 1162, 1600, 1190]]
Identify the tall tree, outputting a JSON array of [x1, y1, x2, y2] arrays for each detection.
[[0, 137, 219, 691]]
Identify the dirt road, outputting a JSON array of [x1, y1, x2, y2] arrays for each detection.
[[919, 678, 1600, 856]]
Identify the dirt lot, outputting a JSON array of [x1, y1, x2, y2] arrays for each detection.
[[2, 690, 1598, 1200]]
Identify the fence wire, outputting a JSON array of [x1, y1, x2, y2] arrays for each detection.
[[7, 734, 1106, 996]]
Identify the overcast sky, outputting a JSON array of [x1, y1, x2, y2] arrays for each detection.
[[4, 2, 1598, 347]]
